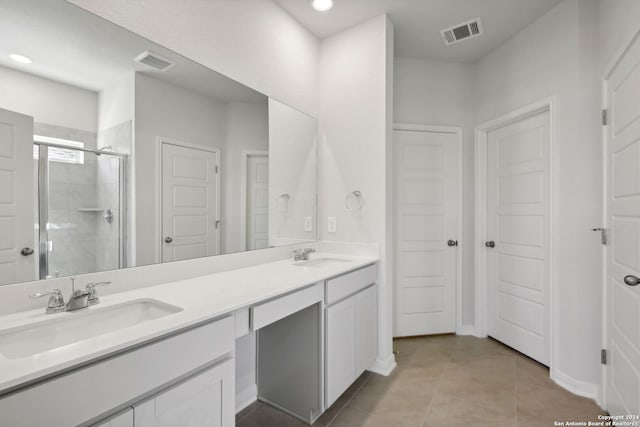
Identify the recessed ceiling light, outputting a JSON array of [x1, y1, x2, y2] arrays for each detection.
[[9, 53, 32, 64], [311, 0, 333, 12]]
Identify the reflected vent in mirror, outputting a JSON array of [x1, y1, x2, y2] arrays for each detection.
[[134, 51, 175, 71], [441, 18, 483, 46]]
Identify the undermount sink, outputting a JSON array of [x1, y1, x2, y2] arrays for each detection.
[[293, 257, 352, 268], [0, 299, 183, 359]]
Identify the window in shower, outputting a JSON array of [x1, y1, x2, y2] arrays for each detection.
[[35, 141, 127, 279]]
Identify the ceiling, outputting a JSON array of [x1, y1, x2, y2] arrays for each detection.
[[0, 0, 265, 103], [273, 0, 564, 63]]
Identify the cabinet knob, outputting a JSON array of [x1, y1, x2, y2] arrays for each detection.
[[164, 237, 173, 243]]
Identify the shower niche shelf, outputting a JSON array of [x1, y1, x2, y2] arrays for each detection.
[[77, 208, 114, 224]]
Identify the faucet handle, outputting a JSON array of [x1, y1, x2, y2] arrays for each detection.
[[86, 282, 111, 305], [29, 288, 65, 314]]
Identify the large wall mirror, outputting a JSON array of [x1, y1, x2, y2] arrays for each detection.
[[0, 0, 318, 286]]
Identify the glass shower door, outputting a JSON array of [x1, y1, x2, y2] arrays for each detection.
[[37, 142, 126, 279]]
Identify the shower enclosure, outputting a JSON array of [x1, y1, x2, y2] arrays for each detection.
[[35, 139, 127, 279]]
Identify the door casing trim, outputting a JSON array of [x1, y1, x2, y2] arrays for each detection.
[[473, 97, 557, 377]]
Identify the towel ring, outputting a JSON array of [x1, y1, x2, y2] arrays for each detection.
[[345, 190, 364, 211]]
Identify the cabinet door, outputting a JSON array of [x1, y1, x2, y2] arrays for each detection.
[[134, 359, 234, 427], [93, 409, 133, 427], [326, 296, 357, 407], [356, 285, 377, 375]]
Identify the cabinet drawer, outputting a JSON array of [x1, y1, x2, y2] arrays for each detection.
[[326, 264, 377, 306], [251, 283, 323, 330], [0, 316, 234, 427]]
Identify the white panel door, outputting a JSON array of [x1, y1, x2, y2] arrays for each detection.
[[0, 108, 35, 285], [162, 143, 218, 263], [605, 33, 640, 416], [393, 129, 460, 336], [134, 360, 234, 427], [487, 111, 550, 365], [246, 154, 269, 250]]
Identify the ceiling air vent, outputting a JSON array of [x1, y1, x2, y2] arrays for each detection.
[[134, 51, 175, 71], [441, 18, 483, 46]]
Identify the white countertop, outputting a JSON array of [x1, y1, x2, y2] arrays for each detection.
[[0, 253, 377, 394]]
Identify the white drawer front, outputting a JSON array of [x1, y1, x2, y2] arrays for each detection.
[[0, 316, 234, 427], [251, 283, 323, 330], [326, 264, 377, 306]]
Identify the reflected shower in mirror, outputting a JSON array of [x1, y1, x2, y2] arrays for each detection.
[[0, 0, 318, 286]]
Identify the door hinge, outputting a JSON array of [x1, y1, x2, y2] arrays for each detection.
[[601, 348, 607, 365], [215, 165, 219, 174], [602, 109, 608, 126], [592, 228, 607, 245]]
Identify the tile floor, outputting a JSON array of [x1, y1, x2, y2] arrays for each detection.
[[237, 335, 606, 427]]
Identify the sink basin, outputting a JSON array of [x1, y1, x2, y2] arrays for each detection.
[[293, 257, 352, 268], [0, 299, 183, 359]]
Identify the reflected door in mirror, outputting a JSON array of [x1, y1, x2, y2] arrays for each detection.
[[0, 109, 35, 285], [161, 142, 219, 262]]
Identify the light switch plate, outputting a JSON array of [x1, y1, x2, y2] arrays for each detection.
[[304, 217, 312, 232], [328, 217, 337, 233]]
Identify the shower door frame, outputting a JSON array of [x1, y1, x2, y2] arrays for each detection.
[[35, 141, 128, 279]]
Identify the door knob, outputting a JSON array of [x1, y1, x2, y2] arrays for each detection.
[[164, 237, 173, 243], [624, 275, 639, 287], [447, 240, 458, 247], [20, 247, 34, 256], [485, 241, 495, 248]]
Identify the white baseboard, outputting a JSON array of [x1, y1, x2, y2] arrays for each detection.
[[551, 368, 599, 403], [236, 384, 258, 413], [368, 353, 397, 376], [457, 325, 476, 336]]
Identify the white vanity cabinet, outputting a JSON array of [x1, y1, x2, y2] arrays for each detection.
[[0, 316, 235, 427], [94, 409, 133, 427], [134, 359, 234, 427], [325, 265, 377, 407], [94, 360, 234, 427]]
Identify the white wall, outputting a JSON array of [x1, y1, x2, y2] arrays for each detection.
[[0, 65, 97, 132], [98, 73, 134, 132], [393, 57, 475, 330], [318, 15, 396, 374], [268, 99, 317, 246], [599, 0, 640, 71], [473, 0, 602, 396], [68, 0, 319, 117], [223, 102, 269, 255], [134, 73, 228, 266]]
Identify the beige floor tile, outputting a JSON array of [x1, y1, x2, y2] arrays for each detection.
[[240, 336, 604, 427]]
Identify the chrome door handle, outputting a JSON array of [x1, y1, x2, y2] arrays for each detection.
[[164, 237, 173, 243], [485, 241, 495, 248], [447, 240, 458, 247], [624, 275, 639, 287], [20, 247, 34, 256]]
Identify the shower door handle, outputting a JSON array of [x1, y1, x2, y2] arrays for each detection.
[[164, 237, 173, 244], [20, 247, 34, 256]]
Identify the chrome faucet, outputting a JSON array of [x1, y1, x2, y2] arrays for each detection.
[[66, 281, 111, 311], [29, 277, 112, 314], [66, 288, 91, 311], [29, 288, 65, 314], [293, 248, 316, 261]]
